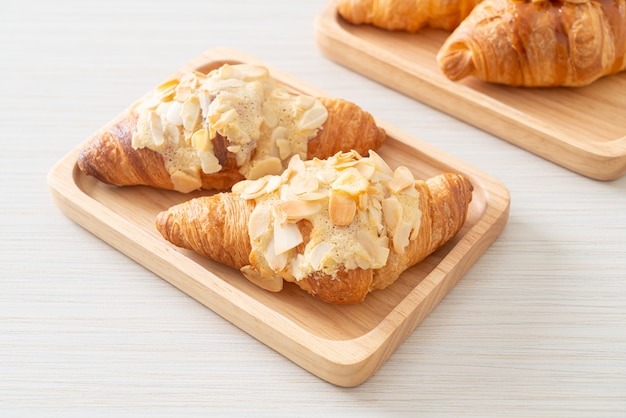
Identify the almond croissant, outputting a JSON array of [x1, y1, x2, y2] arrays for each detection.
[[337, 0, 483, 32], [437, 0, 626, 87], [156, 151, 473, 305], [77, 64, 386, 193]]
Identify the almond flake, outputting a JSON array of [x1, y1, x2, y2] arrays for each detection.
[[240, 265, 283, 292], [155, 78, 179, 102], [180, 96, 201, 131], [191, 128, 210, 151], [296, 95, 316, 110], [247, 157, 283, 180], [297, 191, 327, 201], [299, 105, 328, 131], [388, 166, 415, 193], [368, 151, 393, 176], [199, 151, 221, 174], [265, 237, 289, 272], [233, 64, 269, 81], [242, 177, 269, 197], [393, 219, 413, 254], [165, 100, 183, 125], [263, 175, 283, 195], [329, 192, 357, 226], [248, 207, 271, 240], [276, 139, 292, 160], [275, 200, 322, 221], [273, 220, 303, 255], [148, 111, 165, 147], [382, 196, 402, 231], [332, 167, 368, 196], [289, 175, 318, 195], [357, 230, 389, 266], [309, 242, 334, 270], [170, 169, 202, 193]]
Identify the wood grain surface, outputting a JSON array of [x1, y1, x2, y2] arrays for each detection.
[[315, 1, 626, 180], [3, 0, 626, 416]]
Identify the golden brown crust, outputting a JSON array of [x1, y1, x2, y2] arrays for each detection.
[[77, 97, 385, 192], [337, 0, 483, 32], [155, 192, 254, 269], [155, 173, 473, 304], [437, 0, 626, 87]]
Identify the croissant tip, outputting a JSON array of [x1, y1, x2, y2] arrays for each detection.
[[437, 42, 475, 81]]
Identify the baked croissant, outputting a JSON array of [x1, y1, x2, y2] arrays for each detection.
[[437, 0, 626, 87], [337, 0, 483, 32], [156, 150, 473, 305], [77, 64, 386, 193]]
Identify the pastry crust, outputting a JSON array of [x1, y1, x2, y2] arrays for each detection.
[[437, 0, 626, 86], [156, 151, 473, 304], [337, 0, 483, 32], [77, 65, 386, 192]]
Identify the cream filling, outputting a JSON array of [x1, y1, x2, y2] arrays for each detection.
[[130, 64, 328, 192], [234, 150, 423, 282]]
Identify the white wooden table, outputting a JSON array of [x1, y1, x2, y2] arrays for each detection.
[[2, 1, 625, 416]]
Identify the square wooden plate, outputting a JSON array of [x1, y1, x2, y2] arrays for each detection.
[[315, 1, 626, 180], [48, 48, 510, 387]]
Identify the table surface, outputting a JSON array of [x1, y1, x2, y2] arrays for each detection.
[[2, 1, 626, 416]]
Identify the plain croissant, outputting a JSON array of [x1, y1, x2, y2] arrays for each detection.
[[156, 151, 473, 304], [77, 64, 386, 193], [437, 0, 626, 87], [337, 0, 483, 32]]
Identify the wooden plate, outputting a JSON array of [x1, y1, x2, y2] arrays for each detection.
[[47, 48, 510, 387], [315, 2, 626, 181]]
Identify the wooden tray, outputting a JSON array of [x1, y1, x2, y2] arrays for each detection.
[[315, 2, 626, 181], [47, 48, 510, 387]]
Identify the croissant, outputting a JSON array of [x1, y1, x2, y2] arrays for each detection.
[[156, 150, 473, 305], [336, 0, 483, 32], [77, 64, 386, 193], [437, 0, 626, 87]]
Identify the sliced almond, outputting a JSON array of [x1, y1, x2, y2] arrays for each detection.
[[382, 196, 402, 231], [393, 219, 413, 254], [170, 169, 202, 193], [248, 207, 271, 240], [355, 160, 376, 180], [357, 230, 389, 267], [165, 100, 183, 125], [275, 138, 292, 160], [309, 241, 335, 270], [198, 89, 212, 119], [263, 175, 283, 195], [191, 128, 210, 151], [241, 177, 269, 198], [297, 191, 327, 201], [329, 192, 357, 226], [296, 95, 316, 110], [273, 220, 303, 255], [368, 150, 393, 176], [247, 157, 283, 180], [332, 167, 368, 196], [148, 111, 165, 147], [275, 200, 322, 222], [299, 105, 328, 131], [155, 78, 179, 102], [289, 174, 318, 195], [388, 166, 415, 194], [232, 64, 269, 81], [240, 265, 283, 292], [264, 236, 289, 272], [199, 151, 222, 174], [180, 95, 201, 131]]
